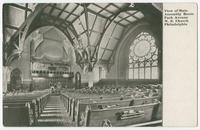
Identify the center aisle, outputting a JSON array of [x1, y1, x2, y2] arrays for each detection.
[[37, 95, 74, 126]]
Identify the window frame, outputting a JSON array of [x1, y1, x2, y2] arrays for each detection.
[[128, 31, 159, 80]]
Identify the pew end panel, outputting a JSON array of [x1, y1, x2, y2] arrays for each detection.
[[84, 102, 161, 127], [3, 105, 32, 126]]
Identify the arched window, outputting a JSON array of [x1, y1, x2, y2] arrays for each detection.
[[129, 32, 159, 79], [9, 68, 22, 91], [99, 67, 106, 79]]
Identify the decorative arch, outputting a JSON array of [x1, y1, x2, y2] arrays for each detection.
[[128, 31, 159, 79], [28, 26, 76, 65], [9, 68, 22, 91], [4, 3, 162, 71], [27, 25, 74, 49], [4, 4, 48, 65], [75, 72, 81, 89], [99, 66, 106, 79], [114, 21, 162, 80], [26, 25, 74, 46]]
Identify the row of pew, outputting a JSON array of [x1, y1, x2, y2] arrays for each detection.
[[73, 84, 162, 98], [60, 84, 162, 127], [3, 90, 50, 126]]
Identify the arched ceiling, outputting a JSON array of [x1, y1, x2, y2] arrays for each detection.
[[30, 26, 75, 65], [3, 3, 162, 67]]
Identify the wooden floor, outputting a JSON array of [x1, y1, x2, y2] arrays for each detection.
[[37, 95, 74, 126]]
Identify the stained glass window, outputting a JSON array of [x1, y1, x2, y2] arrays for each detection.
[[129, 32, 159, 79]]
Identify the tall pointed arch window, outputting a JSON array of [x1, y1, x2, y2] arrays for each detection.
[[129, 32, 159, 79], [99, 67, 106, 79]]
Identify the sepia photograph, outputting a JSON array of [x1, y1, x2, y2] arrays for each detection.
[[2, 3, 163, 127]]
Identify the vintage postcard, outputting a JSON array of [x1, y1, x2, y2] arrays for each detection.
[[1, 2, 198, 127]]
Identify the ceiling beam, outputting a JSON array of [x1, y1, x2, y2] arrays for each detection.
[[79, 5, 108, 20], [93, 3, 115, 16], [69, 24, 79, 39], [89, 15, 97, 37], [59, 4, 79, 26], [6, 4, 32, 12], [91, 7, 125, 62], [117, 11, 139, 24], [53, 4, 69, 23], [33, 17, 76, 47], [107, 21, 129, 63], [87, 4, 110, 38], [98, 59, 110, 64], [49, 4, 78, 17], [90, 45, 113, 52], [40, 13, 77, 37], [84, 4, 90, 41], [105, 4, 162, 64], [83, 4, 92, 61], [93, 3, 132, 24], [49, 4, 56, 16], [90, 19, 109, 63], [5, 24, 19, 30], [41, 13, 79, 40], [25, 3, 28, 20], [111, 3, 139, 20], [77, 14, 86, 33], [92, 3, 113, 17], [89, 6, 125, 27], [56, 4, 69, 19], [4, 4, 48, 54], [89, 29, 103, 36], [100, 24, 117, 60], [71, 3, 90, 23], [63, 27, 76, 47]]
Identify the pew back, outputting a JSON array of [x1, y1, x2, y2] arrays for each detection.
[[85, 102, 161, 127], [75, 96, 160, 126], [3, 92, 50, 126], [3, 105, 32, 126]]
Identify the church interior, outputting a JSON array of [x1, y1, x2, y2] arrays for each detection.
[[3, 3, 163, 127]]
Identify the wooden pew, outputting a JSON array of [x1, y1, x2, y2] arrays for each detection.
[[3, 106, 32, 126], [3, 92, 50, 126], [60, 92, 129, 122], [60, 94, 70, 112], [4, 92, 50, 119], [3, 101, 35, 126], [4, 98, 38, 125], [37, 93, 50, 115], [61, 86, 162, 126], [75, 96, 160, 126], [83, 102, 162, 127]]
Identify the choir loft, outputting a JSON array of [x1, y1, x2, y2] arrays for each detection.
[[3, 3, 163, 127]]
